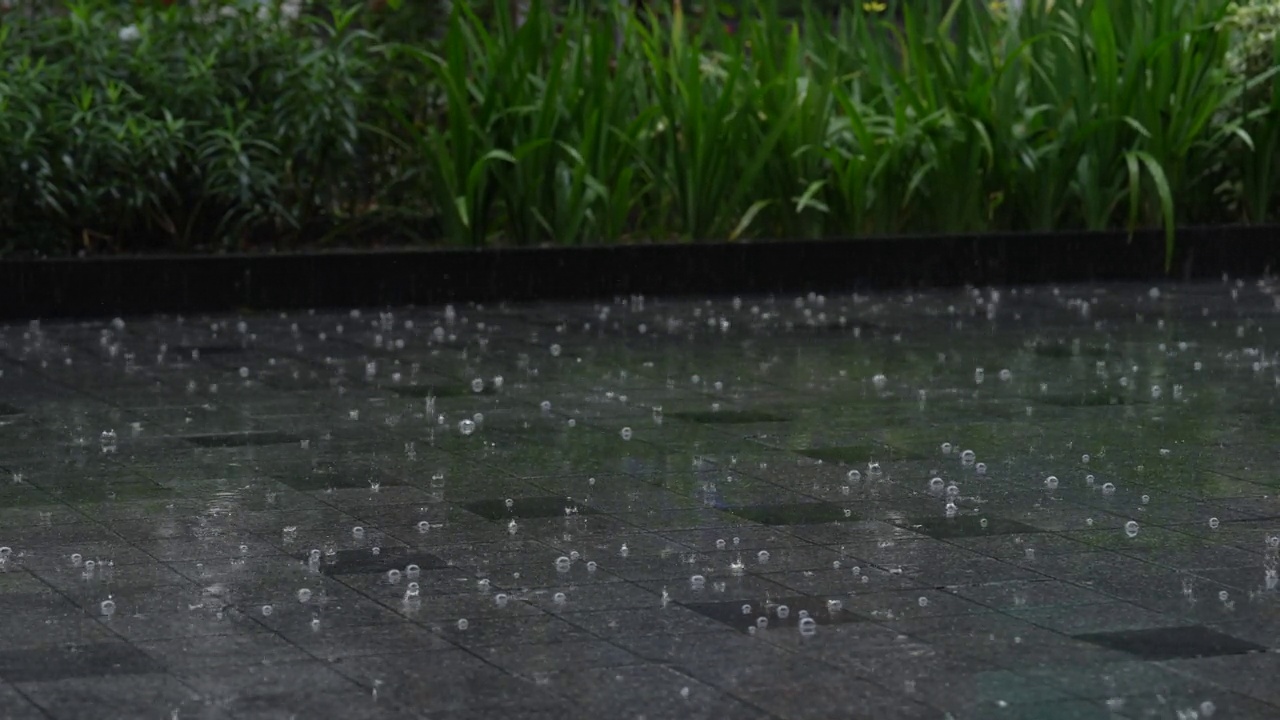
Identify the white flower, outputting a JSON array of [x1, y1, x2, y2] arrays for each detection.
[[118, 24, 142, 42]]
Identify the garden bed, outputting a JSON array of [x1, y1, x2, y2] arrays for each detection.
[[0, 0, 1277, 277]]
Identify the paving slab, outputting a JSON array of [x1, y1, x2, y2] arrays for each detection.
[[2, 281, 1279, 718]]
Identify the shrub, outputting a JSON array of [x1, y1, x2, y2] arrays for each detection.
[[0, 0, 390, 256]]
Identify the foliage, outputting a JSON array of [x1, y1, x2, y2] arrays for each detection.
[[1, 0, 1278, 266], [0, 0, 390, 255]]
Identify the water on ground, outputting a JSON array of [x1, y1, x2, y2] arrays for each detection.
[[2, 281, 1279, 719]]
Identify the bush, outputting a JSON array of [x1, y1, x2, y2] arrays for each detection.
[[1, 0, 1277, 264], [0, 0, 397, 256]]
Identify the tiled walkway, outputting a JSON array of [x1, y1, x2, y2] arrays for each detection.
[[2, 281, 1279, 719]]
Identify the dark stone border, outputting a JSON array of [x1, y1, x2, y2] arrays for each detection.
[[2, 226, 1277, 320]]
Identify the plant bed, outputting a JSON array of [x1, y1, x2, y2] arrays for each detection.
[[2, 0, 1279, 258], [3, 225, 1277, 320], [2, 0, 1280, 319]]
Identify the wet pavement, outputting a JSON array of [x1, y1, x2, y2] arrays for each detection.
[[1, 280, 1279, 719]]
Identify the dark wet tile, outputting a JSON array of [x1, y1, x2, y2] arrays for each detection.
[[461, 496, 597, 521], [274, 466, 406, 492], [723, 502, 852, 526], [313, 547, 450, 576], [798, 442, 925, 463], [17, 674, 213, 719], [0, 642, 161, 683], [896, 515, 1045, 539], [183, 431, 300, 447], [668, 410, 791, 424], [389, 383, 489, 398], [177, 344, 249, 357], [1034, 391, 1146, 407], [682, 595, 867, 634], [1073, 625, 1267, 661]]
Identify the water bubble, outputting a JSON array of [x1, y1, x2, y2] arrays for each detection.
[[405, 582, 420, 598], [554, 556, 571, 572], [998, 369, 1012, 382], [798, 617, 817, 636], [1201, 700, 1217, 717], [929, 477, 944, 491], [507, 519, 518, 535], [847, 470, 862, 482], [550, 344, 562, 357], [757, 550, 770, 563], [457, 619, 469, 631], [417, 521, 430, 533], [867, 462, 882, 477], [941, 443, 953, 455], [505, 498, 515, 509], [1102, 482, 1116, 495], [1218, 590, 1230, 602], [872, 374, 887, 390], [297, 588, 312, 602], [0, 547, 9, 557], [1045, 476, 1059, 490], [553, 592, 566, 604], [1209, 517, 1220, 529], [540, 400, 552, 412], [352, 526, 364, 538], [756, 616, 769, 629], [690, 574, 706, 587], [387, 569, 402, 583], [100, 599, 116, 616], [776, 605, 790, 619], [406, 564, 420, 578], [1125, 521, 1140, 538], [715, 539, 726, 550], [71, 553, 83, 566], [586, 561, 597, 572], [975, 462, 987, 476], [960, 449, 976, 465], [471, 378, 484, 393], [458, 419, 476, 436], [261, 604, 273, 616], [494, 593, 509, 607], [1081, 453, 1090, 464], [974, 368, 985, 384], [620, 427, 633, 441], [1141, 494, 1151, 504], [918, 596, 929, 607], [827, 599, 843, 612]]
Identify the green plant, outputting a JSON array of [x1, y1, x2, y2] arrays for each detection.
[[0, 0, 389, 255]]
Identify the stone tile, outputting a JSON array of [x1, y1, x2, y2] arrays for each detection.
[[0, 642, 160, 683], [1073, 625, 1267, 661], [7, 284, 1280, 717], [16, 674, 214, 719]]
